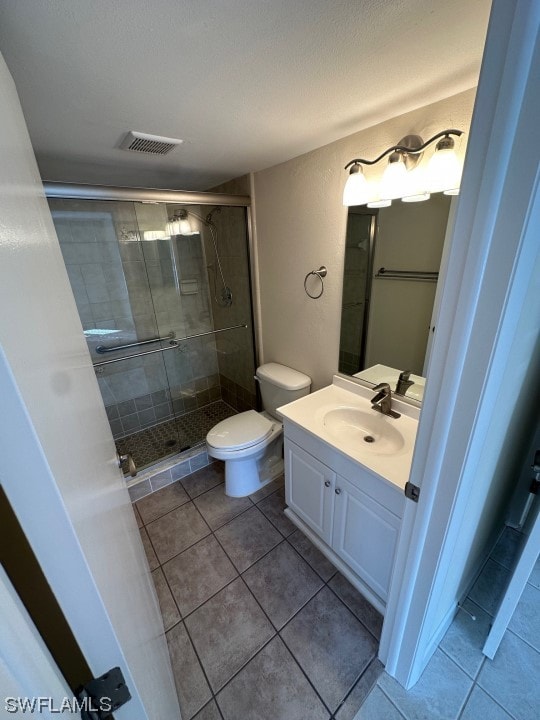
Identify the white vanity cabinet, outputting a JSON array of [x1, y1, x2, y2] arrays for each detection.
[[279, 375, 418, 614], [285, 441, 336, 544], [284, 430, 405, 612], [332, 474, 401, 604]]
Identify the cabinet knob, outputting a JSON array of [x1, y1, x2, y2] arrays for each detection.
[[324, 480, 331, 487], [335, 488, 342, 495]]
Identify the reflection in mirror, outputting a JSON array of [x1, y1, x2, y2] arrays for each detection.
[[338, 194, 452, 401]]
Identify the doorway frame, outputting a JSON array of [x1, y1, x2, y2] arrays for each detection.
[[380, 0, 540, 687]]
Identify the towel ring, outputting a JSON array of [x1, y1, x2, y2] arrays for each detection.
[[304, 266, 327, 299]]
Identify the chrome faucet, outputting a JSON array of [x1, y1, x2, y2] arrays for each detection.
[[371, 383, 401, 418], [395, 370, 414, 395]]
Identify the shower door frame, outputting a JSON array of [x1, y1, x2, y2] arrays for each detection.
[[45, 181, 261, 458]]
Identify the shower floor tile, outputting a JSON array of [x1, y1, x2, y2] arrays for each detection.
[[135, 469, 382, 720], [116, 401, 236, 471]]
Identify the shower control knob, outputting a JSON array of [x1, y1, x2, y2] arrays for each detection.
[[324, 480, 331, 487]]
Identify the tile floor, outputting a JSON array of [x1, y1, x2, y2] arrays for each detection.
[[356, 526, 540, 720], [135, 462, 384, 720]]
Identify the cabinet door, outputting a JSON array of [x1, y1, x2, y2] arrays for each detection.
[[332, 474, 400, 603], [285, 439, 335, 544]]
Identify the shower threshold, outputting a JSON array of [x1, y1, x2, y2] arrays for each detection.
[[116, 400, 236, 473]]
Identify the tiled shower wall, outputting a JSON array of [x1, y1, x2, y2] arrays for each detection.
[[50, 198, 222, 439]]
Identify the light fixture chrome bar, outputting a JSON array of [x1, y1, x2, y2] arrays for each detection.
[[43, 181, 251, 207], [375, 268, 439, 282], [96, 331, 175, 355], [344, 129, 463, 170], [92, 323, 247, 368]]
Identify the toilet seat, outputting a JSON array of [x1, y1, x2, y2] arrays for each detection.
[[206, 410, 273, 452]]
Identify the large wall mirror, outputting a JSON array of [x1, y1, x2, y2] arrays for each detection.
[[338, 193, 453, 402]]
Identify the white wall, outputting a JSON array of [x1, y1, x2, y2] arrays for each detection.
[[252, 89, 475, 389]]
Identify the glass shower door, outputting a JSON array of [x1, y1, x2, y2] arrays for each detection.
[[49, 198, 183, 470], [49, 194, 255, 475]]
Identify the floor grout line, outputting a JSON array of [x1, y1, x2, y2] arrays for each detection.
[[503, 624, 540, 655], [284, 532, 339, 584], [437, 643, 481, 682], [473, 681, 521, 720], [324, 580, 381, 644], [180, 613, 229, 719], [455, 672, 477, 720], [376, 683, 410, 720], [487, 554, 518, 573], [331, 656, 383, 719], [274, 630, 335, 717]]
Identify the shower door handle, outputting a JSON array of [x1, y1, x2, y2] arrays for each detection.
[[117, 452, 137, 478]]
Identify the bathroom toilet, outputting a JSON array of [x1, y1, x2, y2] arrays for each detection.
[[206, 363, 311, 497]]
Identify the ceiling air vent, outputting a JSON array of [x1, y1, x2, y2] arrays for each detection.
[[119, 131, 183, 155]]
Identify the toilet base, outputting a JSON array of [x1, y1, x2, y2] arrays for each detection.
[[206, 413, 285, 498], [224, 452, 283, 497]]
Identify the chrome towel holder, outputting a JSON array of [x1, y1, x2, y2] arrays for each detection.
[[304, 266, 327, 299]]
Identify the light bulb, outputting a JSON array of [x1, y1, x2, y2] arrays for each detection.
[[166, 219, 180, 236], [167, 212, 194, 235], [401, 166, 430, 202], [343, 164, 370, 206], [178, 217, 193, 234], [143, 230, 167, 241], [427, 137, 461, 194], [379, 155, 408, 200]]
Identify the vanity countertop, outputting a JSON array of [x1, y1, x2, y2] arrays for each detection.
[[278, 375, 419, 490]]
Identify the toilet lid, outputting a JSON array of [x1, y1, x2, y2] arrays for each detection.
[[207, 410, 273, 451]]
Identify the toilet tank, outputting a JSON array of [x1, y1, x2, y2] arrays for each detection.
[[256, 363, 311, 419]]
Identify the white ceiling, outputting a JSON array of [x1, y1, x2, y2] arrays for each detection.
[[0, 0, 491, 191]]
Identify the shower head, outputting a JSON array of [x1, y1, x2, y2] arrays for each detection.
[[205, 206, 221, 224]]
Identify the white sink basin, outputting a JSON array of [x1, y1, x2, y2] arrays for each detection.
[[278, 376, 420, 489], [322, 407, 405, 455]]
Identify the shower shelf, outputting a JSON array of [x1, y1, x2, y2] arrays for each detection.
[[93, 323, 247, 368]]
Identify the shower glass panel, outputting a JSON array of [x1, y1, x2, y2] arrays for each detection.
[[49, 196, 255, 473], [165, 203, 257, 414]]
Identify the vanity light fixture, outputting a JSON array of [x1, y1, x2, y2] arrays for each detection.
[[142, 230, 168, 240], [166, 209, 194, 236], [343, 129, 463, 206]]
